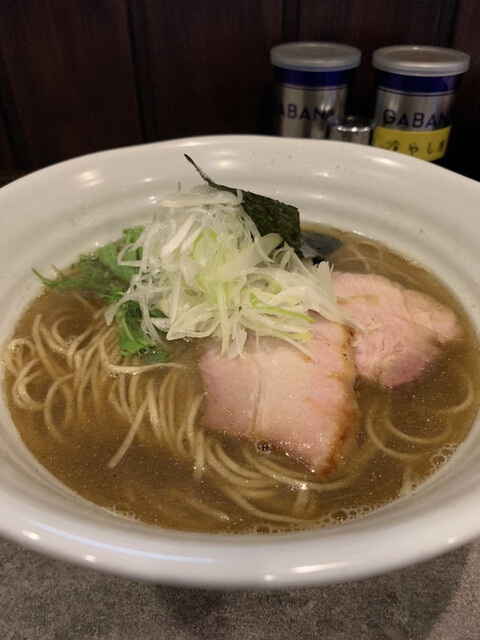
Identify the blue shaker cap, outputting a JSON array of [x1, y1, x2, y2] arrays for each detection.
[[271, 42, 361, 72]]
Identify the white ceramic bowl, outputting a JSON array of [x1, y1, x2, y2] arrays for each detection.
[[1, 135, 480, 588]]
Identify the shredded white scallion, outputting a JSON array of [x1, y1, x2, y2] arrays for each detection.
[[105, 184, 360, 359]]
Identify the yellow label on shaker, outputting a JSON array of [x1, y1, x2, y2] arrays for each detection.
[[372, 126, 451, 161]]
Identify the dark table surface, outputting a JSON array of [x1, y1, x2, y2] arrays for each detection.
[[1, 535, 480, 639]]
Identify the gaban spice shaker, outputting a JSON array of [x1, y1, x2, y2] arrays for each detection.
[[271, 42, 361, 139], [372, 45, 470, 162]]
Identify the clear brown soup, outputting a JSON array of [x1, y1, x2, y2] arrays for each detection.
[[3, 226, 480, 534]]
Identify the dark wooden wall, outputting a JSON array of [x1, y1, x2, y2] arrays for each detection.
[[0, 0, 478, 178]]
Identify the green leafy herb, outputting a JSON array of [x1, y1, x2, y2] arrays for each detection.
[[96, 225, 144, 285], [185, 155, 302, 257], [34, 226, 171, 363], [115, 300, 170, 362], [33, 259, 124, 304]]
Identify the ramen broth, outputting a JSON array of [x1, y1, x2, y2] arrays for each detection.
[[3, 227, 480, 534]]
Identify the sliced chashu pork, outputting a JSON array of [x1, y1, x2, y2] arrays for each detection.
[[200, 272, 461, 475], [332, 273, 461, 388], [200, 317, 359, 476]]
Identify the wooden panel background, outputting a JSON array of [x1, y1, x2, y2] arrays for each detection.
[[0, 0, 477, 178], [128, 0, 282, 141], [0, 0, 142, 168], [448, 0, 480, 177]]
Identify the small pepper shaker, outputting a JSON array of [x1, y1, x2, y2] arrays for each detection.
[[326, 115, 373, 145]]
